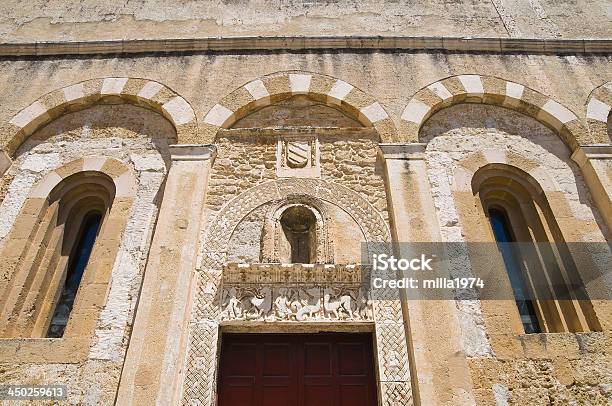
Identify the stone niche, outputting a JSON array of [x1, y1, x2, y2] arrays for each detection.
[[227, 196, 364, 264]]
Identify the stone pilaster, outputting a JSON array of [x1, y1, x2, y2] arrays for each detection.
[[116, 144, 216, 406], [571, 144, 612, 236], [380, 143, 476, 406]]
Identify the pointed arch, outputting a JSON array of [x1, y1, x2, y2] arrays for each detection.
[[400, 75, 593, 150], [201, 71, 398, 143], [0, 77, 197, 163], [585, 81, 612, 142]]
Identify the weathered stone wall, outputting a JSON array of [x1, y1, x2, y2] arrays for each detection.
[[421, 103, 612, 405], [0, 0, 609, 42], [207, 129, 386, 220], [0, 104, 172, 404], [0, 52, 610, 141]]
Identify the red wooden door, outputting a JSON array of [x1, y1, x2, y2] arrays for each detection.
[[218, 333, 378, 406]]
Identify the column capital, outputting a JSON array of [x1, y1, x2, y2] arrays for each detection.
[[571, 144, 612, 166], [379, 143, 427, 160], [169, 144, 217, 162]]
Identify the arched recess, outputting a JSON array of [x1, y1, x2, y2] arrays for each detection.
[[400, 75, 593, 150], [0, 156, 136, 340], [0, 77, 197, 168], [201, 178, 391, 264], [201, 71, 398, 143], [585, 81, 612, 142]]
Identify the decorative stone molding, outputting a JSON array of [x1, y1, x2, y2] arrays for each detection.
[[219, 285, 373, 322], [182, 178, 411, 405], [379, 143, 427, 160], [571, 144, 612, 165], [400, 75, 593, 149], [0, 36, 609, 57], [202, 71, 398, 143], [223, 263, 362, 284], [169, 144, 217, 162], [585, 82, 612, 142], [1, 77, 197, 158]]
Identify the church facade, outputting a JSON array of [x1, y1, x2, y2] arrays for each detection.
[[0, 2, 610, 405]]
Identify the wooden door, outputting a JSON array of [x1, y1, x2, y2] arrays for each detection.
[[218, 333, 377, 406]]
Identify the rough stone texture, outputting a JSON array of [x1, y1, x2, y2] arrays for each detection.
[[207, 129, 387, 222], [1, 53, 611, 147], [422, 103, 611, 405], [0, 0, 610, 42], [0, 3, 610, 405], [0, 104, 172, 405]]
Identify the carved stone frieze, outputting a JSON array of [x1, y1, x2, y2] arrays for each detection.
[[219, 284, 373, 322]]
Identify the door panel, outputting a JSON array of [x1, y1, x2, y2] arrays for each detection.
[[218, 333, 377, 406]]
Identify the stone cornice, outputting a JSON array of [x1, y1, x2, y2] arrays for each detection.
[[379, 143, 427, 160], [223, 263, 364, 284], [571, 144, 612, 165], [169, 144, 217, 161], [0, 36, 610, 57]]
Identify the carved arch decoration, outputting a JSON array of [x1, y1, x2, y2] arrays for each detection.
[[0, 77, 197, 172], [400, 74, 595, 150], [201, 71, 399, 143], [181, 178, 412, 405], [585, 81, 612, 142], [200, 177, 391, 264]]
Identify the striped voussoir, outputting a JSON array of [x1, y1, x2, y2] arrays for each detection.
[[201, 71, 399, 143], [29, 156, 136, 199], [400, 75, 591, 150], [586, 82, 612, 143], [1, 77, 197, 159]]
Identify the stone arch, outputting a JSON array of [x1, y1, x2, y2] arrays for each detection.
[[201, 71, 398, 143], [400, 75, 592, 150], [29, 156, 136, 200], [585, 81, 612, 142], [200, 178, 390, 269], [1, 77, 197, 162]]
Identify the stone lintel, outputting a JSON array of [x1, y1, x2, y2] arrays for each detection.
[[169, 144, 217, 162], [379, 143, 427, 160]]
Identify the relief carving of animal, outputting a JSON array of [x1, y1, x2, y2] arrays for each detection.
[[246, 286, 273, 319], [323, 287, 354, 319], [293, 287, 321, 321]]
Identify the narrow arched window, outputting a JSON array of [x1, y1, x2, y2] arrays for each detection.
[[280, 206, 316, 263], [488, 208, 541, 334], [476, 165, 601, 334], [46, 211, 102, 338]]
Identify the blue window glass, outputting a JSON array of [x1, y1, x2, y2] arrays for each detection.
[[46, 212, 102, 338], [489, 209, 541, 334]]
